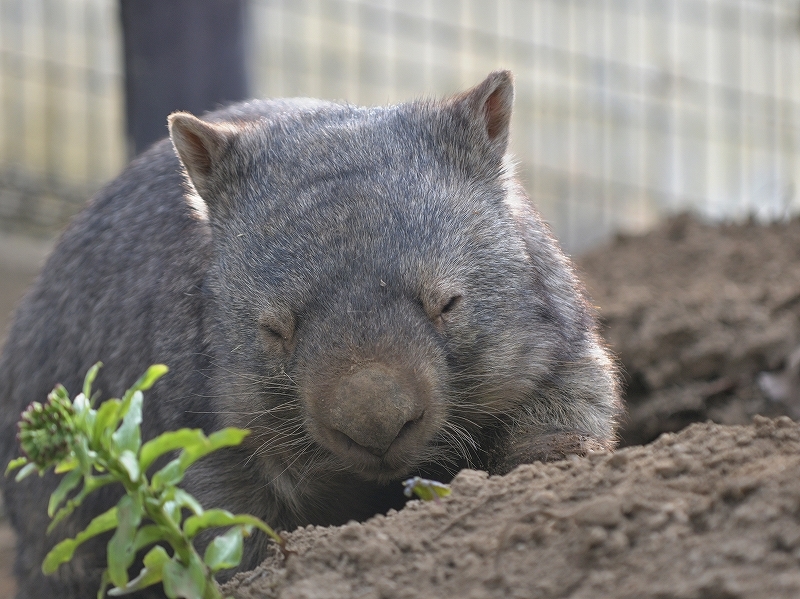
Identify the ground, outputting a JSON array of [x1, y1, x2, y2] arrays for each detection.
[[224, 418, 800, 599], [3, 217, 800, 598], [578, 214, 800, 445]]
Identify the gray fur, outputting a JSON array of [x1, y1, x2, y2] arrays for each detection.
[[0, 71, 620, 598]]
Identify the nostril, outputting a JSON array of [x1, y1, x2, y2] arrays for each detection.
[[332, 409, 426, 458], [331, 429, 384, 458], [364, 445, 386, 459], [397, 409, 425, 440]]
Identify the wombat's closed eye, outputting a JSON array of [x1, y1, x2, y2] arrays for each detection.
[[258, 309, 296, 352], [423, 292, 463, 330]]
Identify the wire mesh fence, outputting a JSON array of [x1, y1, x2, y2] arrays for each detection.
[[249, 0, 800, 251], [0, 0, 125, 236], [1, 0, 799, 252]]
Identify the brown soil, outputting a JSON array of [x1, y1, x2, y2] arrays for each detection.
[[225, 417, 800, 599], [578, 214, 800, 446]]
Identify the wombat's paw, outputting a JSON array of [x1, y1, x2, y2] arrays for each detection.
[[489, 429, 613, 475]]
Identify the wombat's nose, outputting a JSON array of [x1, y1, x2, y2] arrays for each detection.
[[329, 364, 425, 457]]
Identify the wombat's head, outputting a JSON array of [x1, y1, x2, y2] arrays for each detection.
[[168, 71, 619, 493]]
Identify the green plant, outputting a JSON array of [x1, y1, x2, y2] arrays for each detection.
[[402, 476, 451, 502], [7, 363, 283, 599]]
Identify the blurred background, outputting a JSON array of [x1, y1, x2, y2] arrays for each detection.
[[1, 2, 800, 595], [1, 0, 799, 251]]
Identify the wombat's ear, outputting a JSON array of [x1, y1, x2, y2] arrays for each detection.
[[452, 70, 514, 157], [168, 112, 236, 200]]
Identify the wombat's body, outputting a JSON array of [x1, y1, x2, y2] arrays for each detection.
[[0, 72, 620, 598]]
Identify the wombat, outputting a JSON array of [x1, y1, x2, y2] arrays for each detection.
[[0, 71, 620, 598]]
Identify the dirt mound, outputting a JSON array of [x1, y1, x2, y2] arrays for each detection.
[[577, 214, 800, 445], [224, 417, 800, 599]]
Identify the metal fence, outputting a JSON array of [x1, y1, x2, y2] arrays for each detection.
[[0, 0, 125, 236], [2, 0, 800, 252], [249, 0, 800, 251]]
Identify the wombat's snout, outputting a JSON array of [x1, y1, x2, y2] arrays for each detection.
[[313, 363, 432, 473], [331, 365, 425, 455]]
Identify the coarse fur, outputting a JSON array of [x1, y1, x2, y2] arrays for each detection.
[[0, 71, 621, 598]]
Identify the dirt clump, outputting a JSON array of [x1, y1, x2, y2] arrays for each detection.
[[224, 417, 800, 599], [577, 214, 800, 445]]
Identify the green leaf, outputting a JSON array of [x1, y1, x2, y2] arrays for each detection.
[[72, 392, 91, 416], [108, 545, 169, 596], [171, 489, 204, 516], [162, 554, 206, 599], [131, 525, 163, 553], [14, 462, 38, 481], [204, 525, 246, 573], [162, 500, 182, 525], [182, 509, 238, 539], [48, 474, 115, 532], [177, 428, 249, 472], [97, 570, 111, 599], [151, 458, 184, 491], [139, 429, 206, 473], [73, 436, 93, 474], [112, 392, 142, 455], [54, 456, 78, 474], [145, 428, 248, 489], [402, 477, 452, 502], [48, 468, 83, 517], [93, 398, 122, 445], [130, 364, 168, 394], [119, 364, 168, 410], [5, 456, 28, 476], [43, 506, 119, 574], [183, 509, 278, 542], [207, 427, 249, 447], [76, 393, 96, 432], [83, 362, 102, 400], [107, 495, 143, 587], [118, 450, 140, 483]]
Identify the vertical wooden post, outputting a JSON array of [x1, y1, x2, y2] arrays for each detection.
[[119, 0, 248, 156]]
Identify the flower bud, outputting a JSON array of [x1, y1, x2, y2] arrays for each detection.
[[18, 386, 77, 471]]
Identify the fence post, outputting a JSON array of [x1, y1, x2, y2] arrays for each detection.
[[119, 0, 248, 156]]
